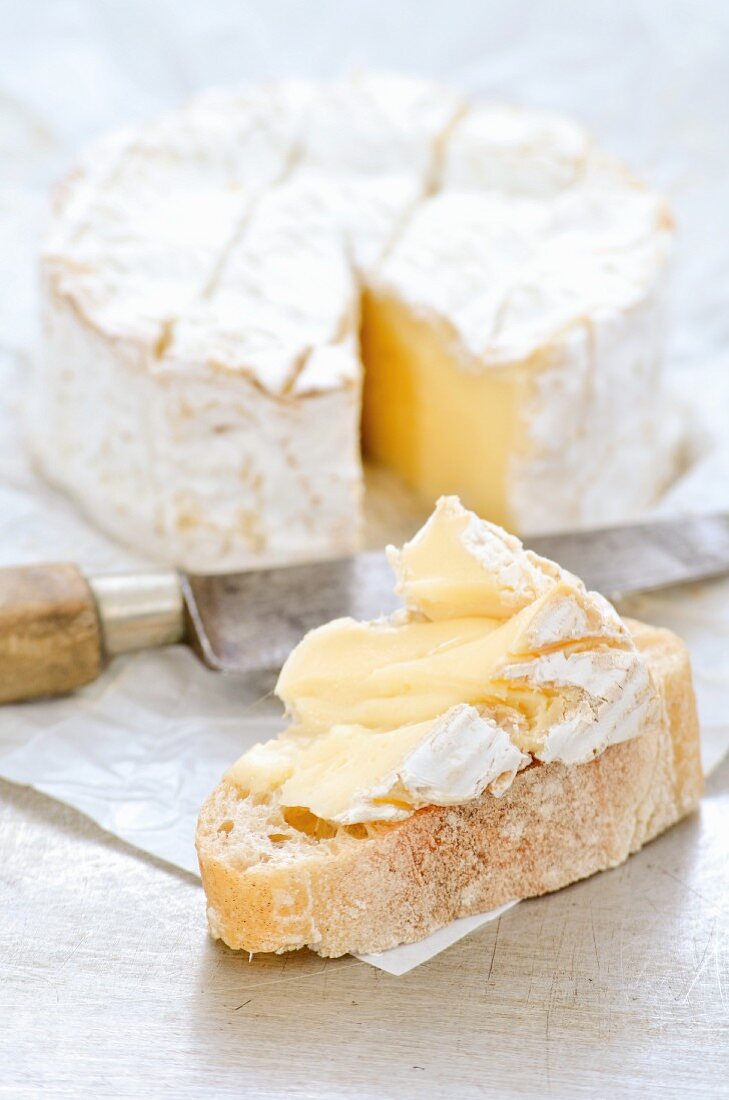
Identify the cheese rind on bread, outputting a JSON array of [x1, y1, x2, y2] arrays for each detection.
[[226, 498, 661, 824], [197, 499, 702, 957]]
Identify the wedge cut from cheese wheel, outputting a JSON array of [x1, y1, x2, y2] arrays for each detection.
[[37, 73, 679, 571]]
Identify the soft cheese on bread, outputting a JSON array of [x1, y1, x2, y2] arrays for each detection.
[[36, 73, 680, 571], [197, 500, 702, 957]]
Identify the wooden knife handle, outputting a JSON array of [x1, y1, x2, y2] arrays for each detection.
[[0, 564, 103, 704]]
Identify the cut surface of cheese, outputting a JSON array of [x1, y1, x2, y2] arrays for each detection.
[[226, 498, 661, 825], [360, 291, 527, 528], [385, 490, 555, 619], [36, 74, 680, 571]]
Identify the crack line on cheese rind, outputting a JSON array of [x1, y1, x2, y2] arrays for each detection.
[[343, 93, 468, 393], [199, 137, 305, 304], [373, 99, 467, 271], [150, 125, 306, 365], [280, 297, 360, 397], [53, 118, 267, 353], [427, 99, 471, 195], [148, 72, 466, 387], [42, 79, 680, 580], [46, 77, 675, 409]]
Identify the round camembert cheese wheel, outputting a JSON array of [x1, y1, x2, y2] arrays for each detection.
[[36, 73, 678, 571]]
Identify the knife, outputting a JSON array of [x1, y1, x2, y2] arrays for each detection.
[[2, 512, 729, 705]]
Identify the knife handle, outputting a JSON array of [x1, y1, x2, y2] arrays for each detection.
[[0, 564, 102, 704], [0, 565, 184, 704]]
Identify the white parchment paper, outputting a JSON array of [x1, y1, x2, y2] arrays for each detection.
[[1, 0, 728, 974]]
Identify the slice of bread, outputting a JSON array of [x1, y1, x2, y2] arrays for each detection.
[[196, 619, 703, 958]]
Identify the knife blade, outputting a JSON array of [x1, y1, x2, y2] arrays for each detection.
[[2, 512, 729, 704], [182, 512, 729, 674]]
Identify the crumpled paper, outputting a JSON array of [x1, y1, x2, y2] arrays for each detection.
[[1, 0, 729, 974]]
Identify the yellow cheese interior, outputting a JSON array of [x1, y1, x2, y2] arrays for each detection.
[[282, 721, 433, 821], [227, 718, 436, 822], [225, 498, 625, 823], [388, 488, 551, 620], [227, 510, 581, 822], [227, 592, 564, 816], [276, 610, 523, 734], [360, 291, 529, 528]]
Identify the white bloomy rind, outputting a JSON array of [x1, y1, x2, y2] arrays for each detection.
[[229, 497, 661, 824], [387, 493, 555, 619], [35, 74, 678, 570], [335, 704, 530, 824]]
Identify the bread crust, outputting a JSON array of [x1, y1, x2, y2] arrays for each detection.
[[196, 620, 703, 957]]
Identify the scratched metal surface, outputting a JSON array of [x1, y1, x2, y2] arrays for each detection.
[[185, 514, 729, 675], [2, 764, 728, 1099]]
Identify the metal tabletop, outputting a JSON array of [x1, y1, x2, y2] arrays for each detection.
[[2, 759, 728, 1099]]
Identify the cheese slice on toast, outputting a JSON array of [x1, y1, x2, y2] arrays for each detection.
[[196, 499, 702, 956]]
